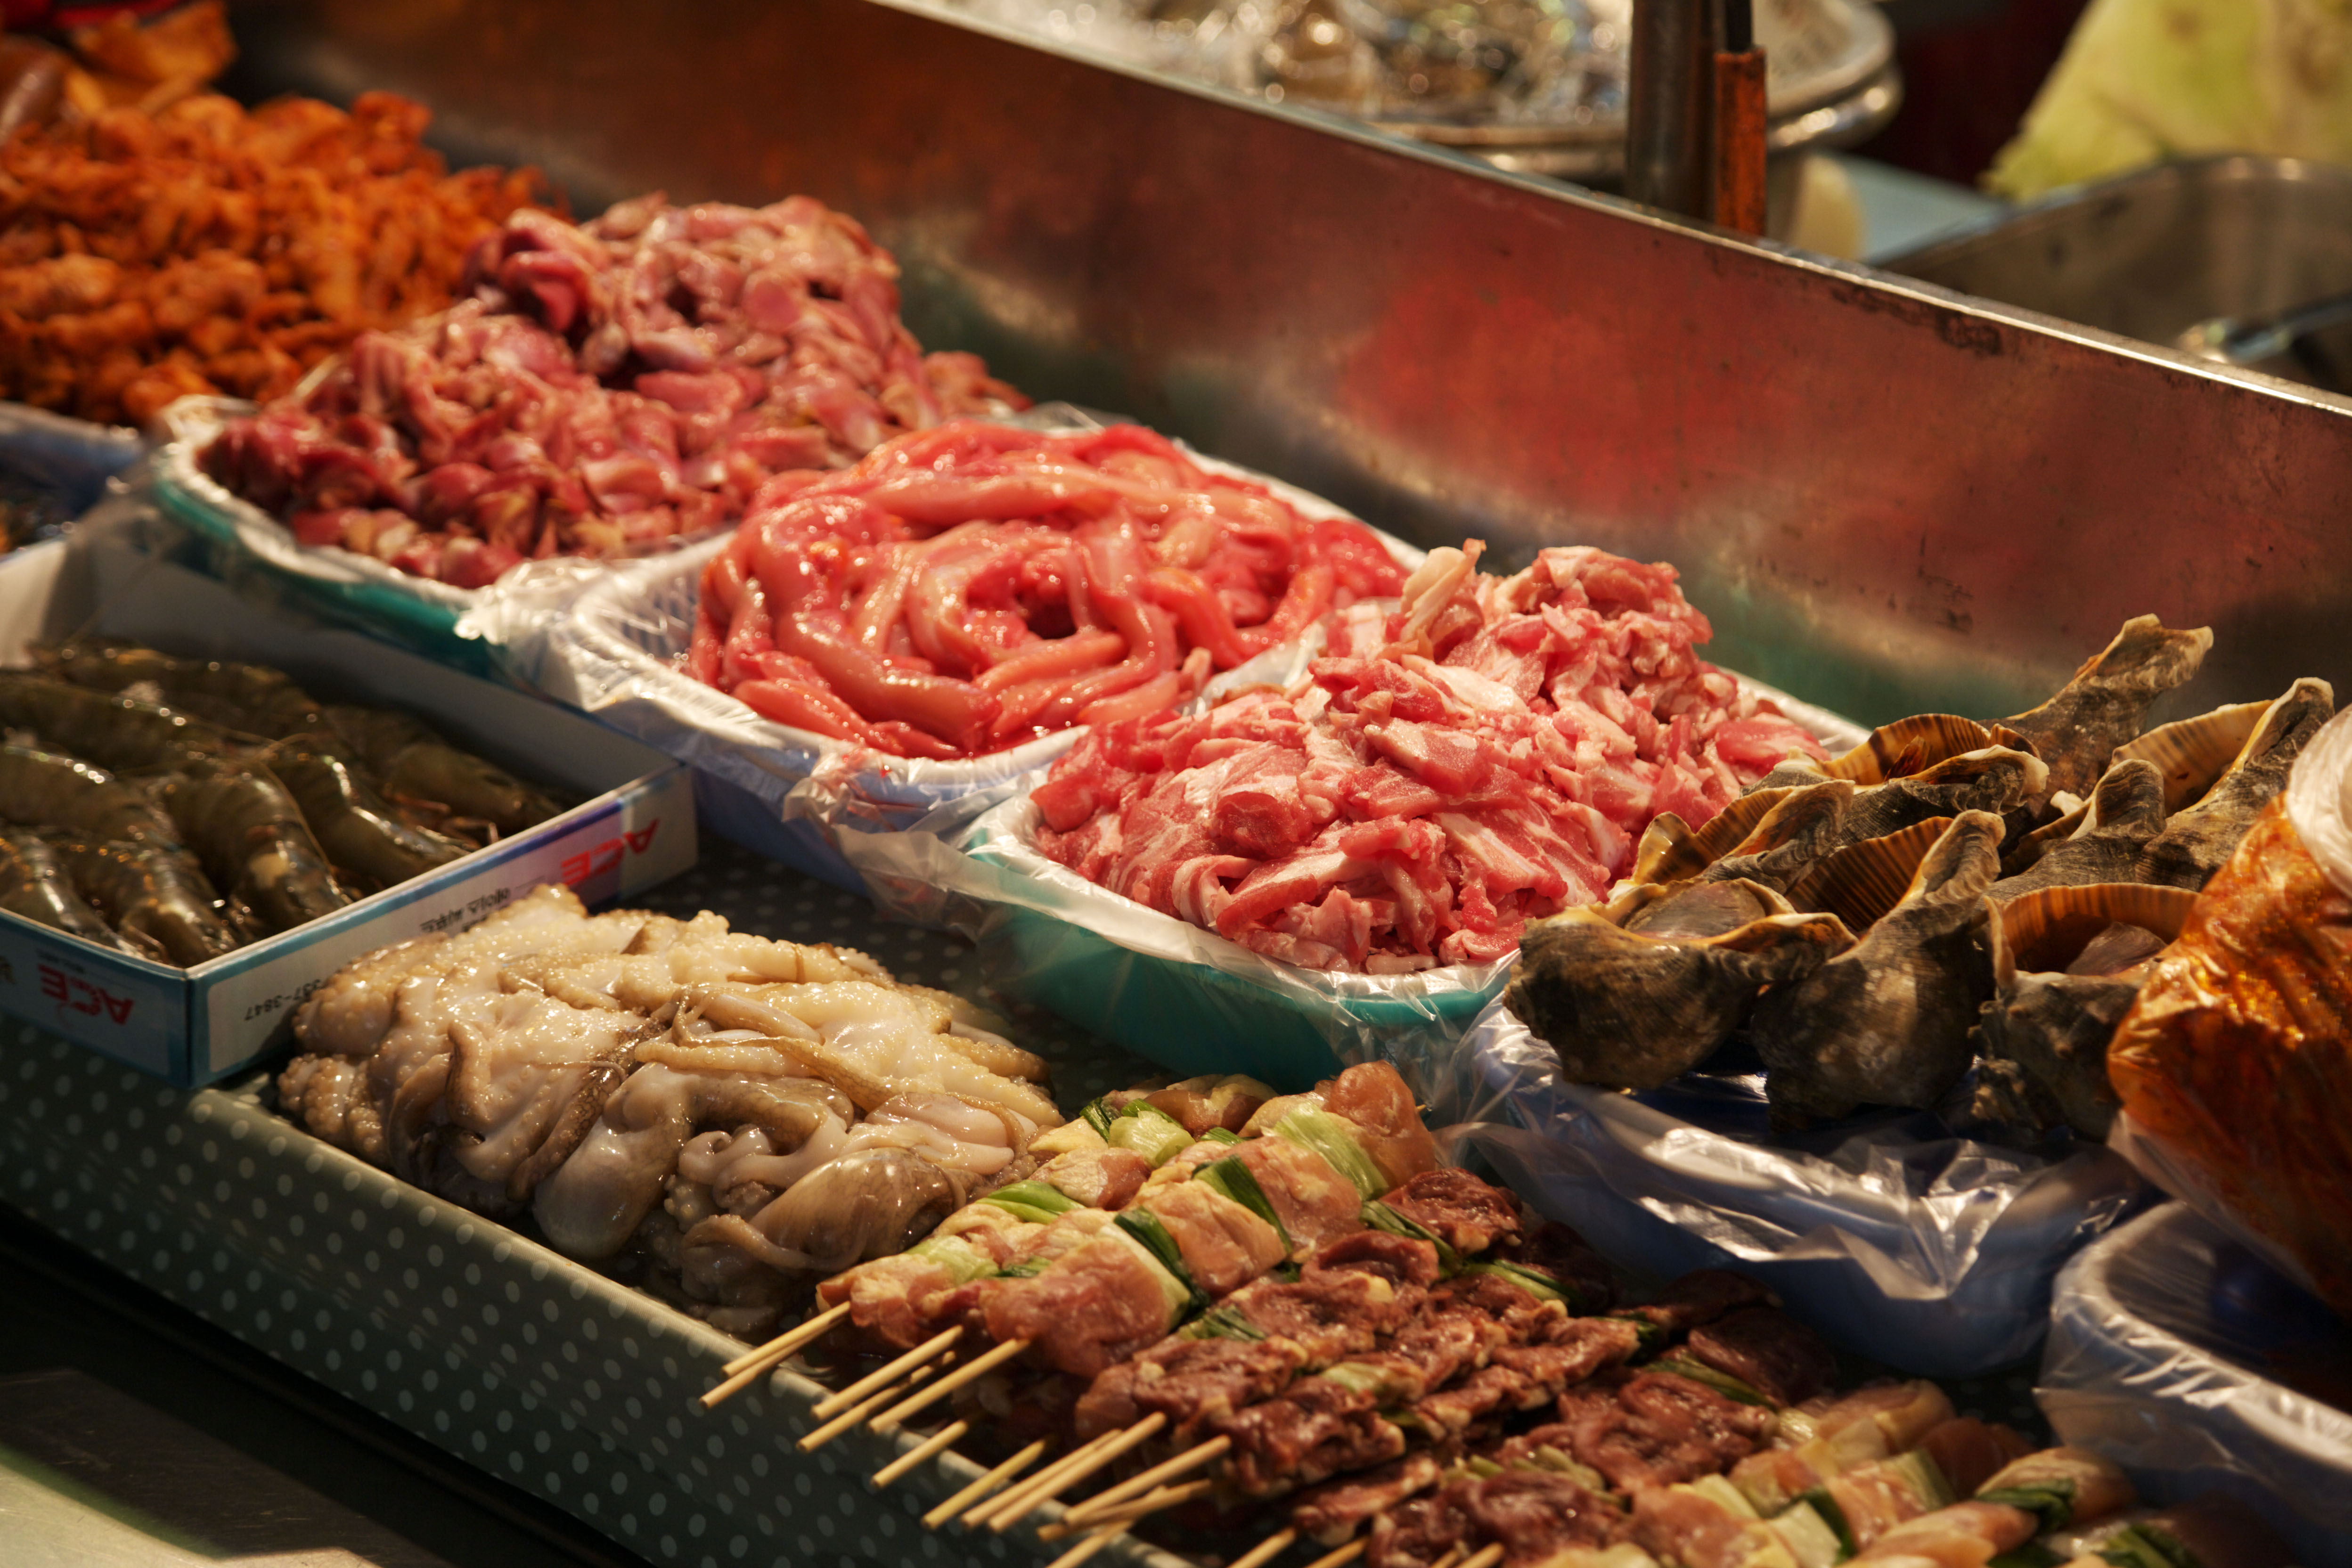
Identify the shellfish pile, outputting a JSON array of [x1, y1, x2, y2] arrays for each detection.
[[1504, 615, 2336, 1138]]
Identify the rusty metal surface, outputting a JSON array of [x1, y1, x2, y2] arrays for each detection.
[[222, 0, 2352, 724]]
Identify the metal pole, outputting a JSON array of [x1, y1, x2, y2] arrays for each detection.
[[1626, 0, 1719, 218]]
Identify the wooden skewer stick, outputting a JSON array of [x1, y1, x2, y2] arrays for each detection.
[[1233, 1527, 1306, 1568], [702, 1302, 858, 1407], [989, 1412, 1170, 1533], [1061, 1435, 1232, 1527], [1458, 1545, 1505, 1568], [700, 1354, 784, 1411], [1299, 1538, 1365, 1568], [720, 1301, 850, 1377], [1037, 1479, 1214, 1540], [1041, 1519, 1131, 1568], [966, 1427, 1127, 1529], [923, 1439, 1047, 1529], [870, 1335, 1029, 1431], [872, 1420, 972, 1489], [811, 1326, 961, 1419], [798, 1362, 939, 1452]]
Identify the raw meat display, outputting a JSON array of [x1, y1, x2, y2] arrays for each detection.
[[1, 86, 550, 425], [687, 419, 1408, 759], [0, 0, 237, 139], [198, 194, 1024, 587], [1029, 541, 1827, 971]]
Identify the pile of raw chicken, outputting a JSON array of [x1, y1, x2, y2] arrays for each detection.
[[277, 884, 1065, 1339], [199, 195, 1025, 585]]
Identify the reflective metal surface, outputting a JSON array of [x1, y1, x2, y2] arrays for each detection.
[[221, 0, 2352, 724], [1886, 156, 2352, 395]]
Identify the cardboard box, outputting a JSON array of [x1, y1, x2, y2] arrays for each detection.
[[0, 531, 697, 1085]]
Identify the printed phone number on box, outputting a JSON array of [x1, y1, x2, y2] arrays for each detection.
[[419, 886, 516, 935]]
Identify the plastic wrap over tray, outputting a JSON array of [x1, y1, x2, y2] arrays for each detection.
[[149, 397, 710, 678], [2038, 1202, 2352, 1568], [501, 405, 1428, 895], [1422, 996, 2147, 1375], [0, 400, 145, 519]]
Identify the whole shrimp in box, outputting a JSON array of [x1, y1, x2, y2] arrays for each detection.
[[0, 640, 568, 964]]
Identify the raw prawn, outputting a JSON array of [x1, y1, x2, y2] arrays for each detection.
[[47, 833, 242, 965], [269, 743, 468, 890], [40, 639, 328, 740], [0, 743, 192, 853], [0, 673, 231, 772], [158, 759, 353, 932], [0, 830, 127, 949], [323, 705, 564, 834]]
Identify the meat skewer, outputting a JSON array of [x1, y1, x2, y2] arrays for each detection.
[[1176, 1377, 2014, 1568], [753, 1062, 1437, 1426], [706, 1070, 1281, 1409], [945, 1201, 1677, 1531]]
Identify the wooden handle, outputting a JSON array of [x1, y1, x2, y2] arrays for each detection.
[[1713, 48, 1768, 236]]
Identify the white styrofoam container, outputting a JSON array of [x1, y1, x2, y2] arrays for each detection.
[[0, 527, 697, 1086]]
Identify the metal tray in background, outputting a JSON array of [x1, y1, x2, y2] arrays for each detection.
[[1882, 156, 2352, 393]]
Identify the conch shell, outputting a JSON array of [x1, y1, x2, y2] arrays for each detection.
[[1752, 811, 2006, 1126], [1508, 897, 1855, 1092], [1972, 880, 2196, 1138], [2000, 615, 2213, 798], [2139, 678, 2334, 890]]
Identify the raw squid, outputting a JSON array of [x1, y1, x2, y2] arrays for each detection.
[[281, 884, 1061, 1339]]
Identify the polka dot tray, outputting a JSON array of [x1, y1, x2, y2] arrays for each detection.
[[0, 835, 2045, 1567]]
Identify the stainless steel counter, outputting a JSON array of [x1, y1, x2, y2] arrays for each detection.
[[219, 0, 2352, 725]]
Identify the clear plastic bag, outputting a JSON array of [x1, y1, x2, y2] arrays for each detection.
[[2038, 1201, 2352, 1568], [2106, 705, 2352, 1318], [0, 399, 145, 519], [506, 404, 1428, 894], [1418, 996, 2148, 1375]]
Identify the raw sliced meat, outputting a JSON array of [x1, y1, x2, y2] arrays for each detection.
[[202, 194, 1022, 583], [1033, 541, 1826, 969]]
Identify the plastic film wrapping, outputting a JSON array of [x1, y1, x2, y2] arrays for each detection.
[[2038, 1202, 2352, 1568], [1417, 996, 2147, 1374], [2107, 706, 2352, 1317], [504, 405, 1427, 894], [0, 400, 145, 521]]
